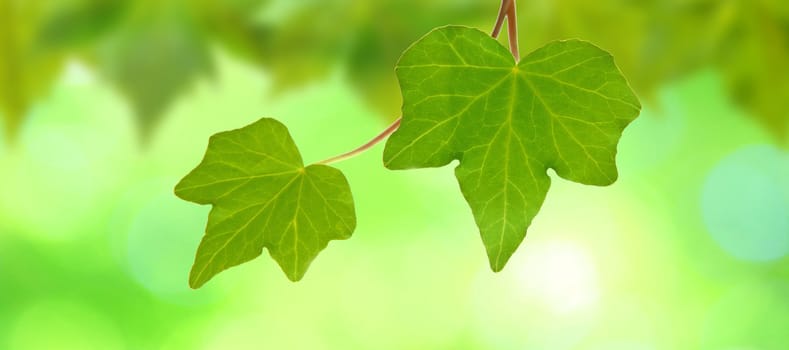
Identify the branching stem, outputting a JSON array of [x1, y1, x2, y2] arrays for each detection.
[[315, 0, 519, 165], [506, 0, 519, 60], [492, 0, 519, 59], [491, 0, 512, 38]]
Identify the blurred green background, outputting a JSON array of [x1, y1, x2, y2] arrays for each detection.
[[1, 0, 788, 349]]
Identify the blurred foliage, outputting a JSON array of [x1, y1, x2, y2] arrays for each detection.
[[0, 1, 67, 141], [0, 0, 787, 142], [32, 0, 268, 139], [255, 1, 491, 118]]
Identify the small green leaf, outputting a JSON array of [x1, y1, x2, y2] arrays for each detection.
[[176, 118, 356, 287], [384, 26, 641, 271]]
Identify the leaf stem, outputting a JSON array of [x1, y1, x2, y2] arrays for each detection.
[[491, 0, 519, 60], [506, 0, 519, 60], [490, 0, 511, 38], [316, 117, 402, 165], [491, 0, 512, 38]]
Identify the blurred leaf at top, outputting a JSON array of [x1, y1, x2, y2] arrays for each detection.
[[716, 0, 789, 141], [96, 4, 213, 140], [256, 0, 490, 118], [3, 0, 788, 143], [0, 1, 68, 140], [31, 0, 270, 141]]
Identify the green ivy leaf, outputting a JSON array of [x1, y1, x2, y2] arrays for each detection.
[[384, 26, 641, 271], [175, 118, 356, 287]]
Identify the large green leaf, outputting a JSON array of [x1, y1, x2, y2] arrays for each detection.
[[175, 118, 356, 287], [384, 26, 641, 270]]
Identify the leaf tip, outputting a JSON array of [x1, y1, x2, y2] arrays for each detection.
[[283, 265, 307, 282], [173, 179, 187, 200], [486, 247, 516, 273], [188, 272, 207, 290], [595, 167, 620, 187], [188, 260, 215, 289], [382, 158, 394, 170], [488, 257, 508, 273], [285, 273, 304, 283]]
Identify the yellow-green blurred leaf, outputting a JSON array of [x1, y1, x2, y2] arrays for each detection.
[[0, 0, 65, 140], [35, 0, 125, 51]]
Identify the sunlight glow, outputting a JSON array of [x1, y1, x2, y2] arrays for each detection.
[[516, 241, 600, 314]]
